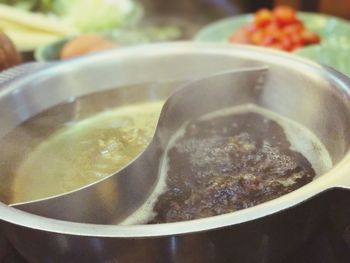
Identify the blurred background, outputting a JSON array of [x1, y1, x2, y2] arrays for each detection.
[[137, 0, 350, 28], [92, 0, 350, 36], [0, 0, 349, 63]]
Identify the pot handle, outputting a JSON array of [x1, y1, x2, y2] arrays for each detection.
[[0, 62, 50, 87], [334, 172, 350, 191], [322, 159, 350, 191]]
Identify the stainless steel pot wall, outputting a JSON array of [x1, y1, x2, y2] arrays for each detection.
[[1, 43, 350, 262]]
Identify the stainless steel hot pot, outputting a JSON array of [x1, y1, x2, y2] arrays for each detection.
[[1, 43, 350, 262]]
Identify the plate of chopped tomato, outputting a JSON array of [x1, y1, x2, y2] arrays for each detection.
[[195, 6, 350, 53]]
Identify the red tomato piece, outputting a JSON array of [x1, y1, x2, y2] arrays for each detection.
[[264, 21, 280, 35], [262, 35, 278, 46], [289, 34, 304, 46], [251, 30, 265, 45], [273, 6, 297, 26], [254, 8, 274, 28], [230, 5, 320, 51], [301, 30, 321, 44], [283, 22, 303, 35], [291, 44, 303, 51], [271, 29, 286, 43], [281, 38, 293, 51]]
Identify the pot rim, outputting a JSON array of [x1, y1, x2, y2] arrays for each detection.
[[1, 42, 350, 237]]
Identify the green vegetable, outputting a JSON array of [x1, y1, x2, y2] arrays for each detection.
[[1, 0, 141, 32], [0, 0, 54, 12], [53, 0, 138, 32]]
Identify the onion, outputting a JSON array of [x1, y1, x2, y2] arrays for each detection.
[[0, 32, 21, 71]]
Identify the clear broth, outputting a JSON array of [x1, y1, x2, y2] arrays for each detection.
[[10, 101, 163, 204]]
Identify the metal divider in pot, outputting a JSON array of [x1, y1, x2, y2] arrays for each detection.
[[10, 66, 268, 224]]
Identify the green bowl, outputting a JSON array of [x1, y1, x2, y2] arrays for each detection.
[[295, 43, 350, 76], [195, 12, 350, 75]]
